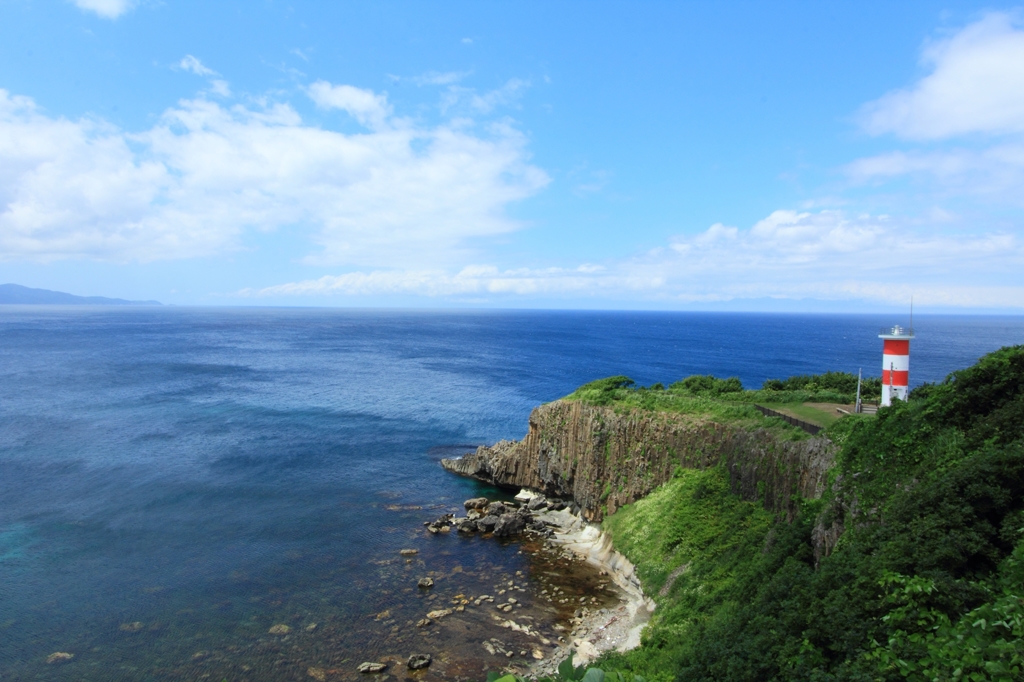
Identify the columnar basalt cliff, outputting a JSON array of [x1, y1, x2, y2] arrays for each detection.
[[442, 399, 835, 521]]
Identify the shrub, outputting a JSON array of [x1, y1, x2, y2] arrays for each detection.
[[569, 376, 637, 405], [761, 370, 882, 401], [669, 375, 743, 395]]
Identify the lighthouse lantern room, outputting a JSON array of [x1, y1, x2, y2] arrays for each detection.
[[879, 324, 914, 406]]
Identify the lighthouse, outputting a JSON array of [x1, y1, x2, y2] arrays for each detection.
[[879, 324, 914, 406]]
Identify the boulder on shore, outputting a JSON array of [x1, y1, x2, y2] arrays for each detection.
[[463, 497, 489, 510], [527, 495, 548, 511], [493, 512, 527, 538], [514, 488, 539, 503], [486, 502, 509, 516]]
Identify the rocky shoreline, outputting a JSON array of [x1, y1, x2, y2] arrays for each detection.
[[529, 509, 654, 670], [417, 487, 654, 675], [421, 490, 571, 539]]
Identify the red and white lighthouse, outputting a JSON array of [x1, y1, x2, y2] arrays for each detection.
[[879, 325, 914, 406]]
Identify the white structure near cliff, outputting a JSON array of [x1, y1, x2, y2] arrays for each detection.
[[879, 325, 914, 406]]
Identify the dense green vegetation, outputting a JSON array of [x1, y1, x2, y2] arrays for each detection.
[[603, 467, 773, 598], [763, 371, 883, 401], [489, 347, 1024, 682], [591, 345, 1024, 682]]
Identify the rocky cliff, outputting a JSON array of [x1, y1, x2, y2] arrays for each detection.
[[442, 399, 835, 521]]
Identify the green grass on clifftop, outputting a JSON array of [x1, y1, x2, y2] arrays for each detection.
[[565, 372, 878, 414], [766, 402, 846, 428], [562, 375, 820, 439]]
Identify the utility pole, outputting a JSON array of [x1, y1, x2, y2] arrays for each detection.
[[855, 368, 862, 414]]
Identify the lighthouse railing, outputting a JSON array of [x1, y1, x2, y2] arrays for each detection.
[[879, 326, 914, 337]]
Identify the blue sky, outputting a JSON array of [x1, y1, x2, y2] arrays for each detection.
[[1, 1, 1023, 311]]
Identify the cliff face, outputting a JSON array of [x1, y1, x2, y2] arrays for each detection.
[[442, 400, 835, 521]]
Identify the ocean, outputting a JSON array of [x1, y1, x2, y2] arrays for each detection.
[[1, 307, 1022, 681]]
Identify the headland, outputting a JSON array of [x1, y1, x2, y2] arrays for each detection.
[[437, 353, 1024, 681]]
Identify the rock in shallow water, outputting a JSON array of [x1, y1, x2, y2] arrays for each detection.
[[417, 577, 434, 588], [268, 624, 291, 635], [46, 652, 74, 664], [477, 515, 499, 532], [464, 497, 489, 510], [426, 608, 452, 619], [407, 653, 432, 669], [357, 662, 387, 673]]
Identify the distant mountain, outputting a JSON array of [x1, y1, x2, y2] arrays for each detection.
[[0, 284, 161, 306]]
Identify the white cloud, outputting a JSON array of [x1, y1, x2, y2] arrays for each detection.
[[243, 263, 654, 298], [176, 57, 229, 98], [665, 210, 1016, 275], [0, 86, 548, 264], [471, 79, 529, 113], [441, 79, 530, 116], [208, 80, 231, 97], [178, 55, 217, 77], [845, 144, 1024, 203], [859, 13, 1024, 139], [244, 209, 1024, 309], [846, 13, 1024, 210], [70, 0, 134, 19], [306, 81, 392, 130], [656, 211, 1023, 306], [409, 71, 472, 86]]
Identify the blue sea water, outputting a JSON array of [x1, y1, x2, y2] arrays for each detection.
[[0, 307, 1021, 680]]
